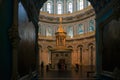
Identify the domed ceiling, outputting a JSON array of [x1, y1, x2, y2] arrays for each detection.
[[40, 0, 91, 14]]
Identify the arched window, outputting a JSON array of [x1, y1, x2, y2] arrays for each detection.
[[58, 3, 62, 14], [47, 2, 51, 13], [90, 46, 93, 67], [78, 24, 84, 34], [68, 2, 72, 13], [89, 20, 94, 32], [88, 45, 94, 69], [80, 47, 82, 65], [80, 0, 83, 10], [77, 45, 83, 65]]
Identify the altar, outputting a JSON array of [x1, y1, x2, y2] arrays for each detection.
[[48, 17, 72, 70]]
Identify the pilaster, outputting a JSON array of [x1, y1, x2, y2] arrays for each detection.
[[64, 0, 66, 14], [73, 0, 77, 12], [9, 0, 19, 79], [95, 22, 103, 77], [54, 0, 56, 14]]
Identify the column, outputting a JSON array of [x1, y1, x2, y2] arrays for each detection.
[[84, 0, 87, 8], [9, 0, 19, 79], [38, 46, 42, 66], [74, 24, 77, 36], [49, 51, 52, 64], [44, 25, 46, 36], [91, 46, 93, 71], [76, 0, 79, 11], [64, 0, 66, 14], [57, 38, 58, 46], [84, 21, 87, 33], [64, 38, 65, 46], [95, 23, 103, 77], [38, 46, 41, 75], [54, 0, 56, 14], [73, 0, 77, 12]]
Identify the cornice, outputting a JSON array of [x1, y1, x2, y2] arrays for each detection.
[[38, 31, 95, 41]]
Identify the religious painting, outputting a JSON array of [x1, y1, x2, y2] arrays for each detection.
[[46, 27, 52, 36], [89, 20, 94, 32], [67, 26, 73, 38], [78, 24, 84, 34]]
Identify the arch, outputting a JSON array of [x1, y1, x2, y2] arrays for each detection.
[[87, 42, 95, 69], [77, 45, 83, 48], [77, 44, 83, 66], [47, 46, 53, 49], [67, 46, 73, 48], [67, 0, 73, 13], [46, 0, 53, 13], [88, 43, 94, 47]]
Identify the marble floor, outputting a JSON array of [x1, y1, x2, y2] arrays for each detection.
[[38, 66, 99, 80]]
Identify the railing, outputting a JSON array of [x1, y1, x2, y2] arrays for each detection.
[[38, 31, 95, 40]]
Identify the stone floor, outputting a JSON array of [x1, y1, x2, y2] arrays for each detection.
[[38, 66, 100, 80]]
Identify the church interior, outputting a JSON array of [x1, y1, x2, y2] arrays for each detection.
[[0, 0, 120, 80]]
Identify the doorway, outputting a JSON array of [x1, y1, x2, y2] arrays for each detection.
[[58, 59, 66, 70]]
